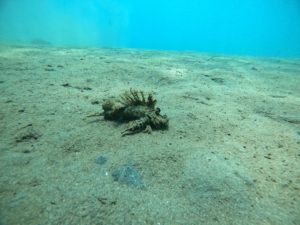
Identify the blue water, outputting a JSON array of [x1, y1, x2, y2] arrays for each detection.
[[0, 0, 299, 56], [0, 1, 300, 225]]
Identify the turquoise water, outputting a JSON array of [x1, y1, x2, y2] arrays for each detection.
[[0, 1, 300, 225], [0, 0, 300, 56]]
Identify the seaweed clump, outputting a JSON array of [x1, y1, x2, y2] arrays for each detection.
[[89, 89, 169, 136]]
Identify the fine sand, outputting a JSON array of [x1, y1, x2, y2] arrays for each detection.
[[0, 44, 299, 225]]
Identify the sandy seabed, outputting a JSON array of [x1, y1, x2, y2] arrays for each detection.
[[0, 44, 299, 225]]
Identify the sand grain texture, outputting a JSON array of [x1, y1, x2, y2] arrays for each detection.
[[0, 45, 299, 225]]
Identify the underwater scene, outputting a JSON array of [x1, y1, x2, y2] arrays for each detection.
[[0, 1, 300, 225]]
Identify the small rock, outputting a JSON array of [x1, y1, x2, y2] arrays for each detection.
[[95, 155, 107, 165], [112, 164, 145, 189], [22, 150, 31, 154], [91, 100, 100, 105], [62, 83, 70, 87], [15, 128, 42, 143]]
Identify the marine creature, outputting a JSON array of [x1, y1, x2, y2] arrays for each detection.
[[88, 89, 169, 136]]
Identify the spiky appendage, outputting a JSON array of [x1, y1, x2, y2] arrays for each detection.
[[121, 111, 169, 136], [120, 89, 156, 109], [88, 89, 169, 136], [121, 117, 150, 136]]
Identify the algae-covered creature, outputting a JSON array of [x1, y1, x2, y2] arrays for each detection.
[[88, 89, 169, 136]]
